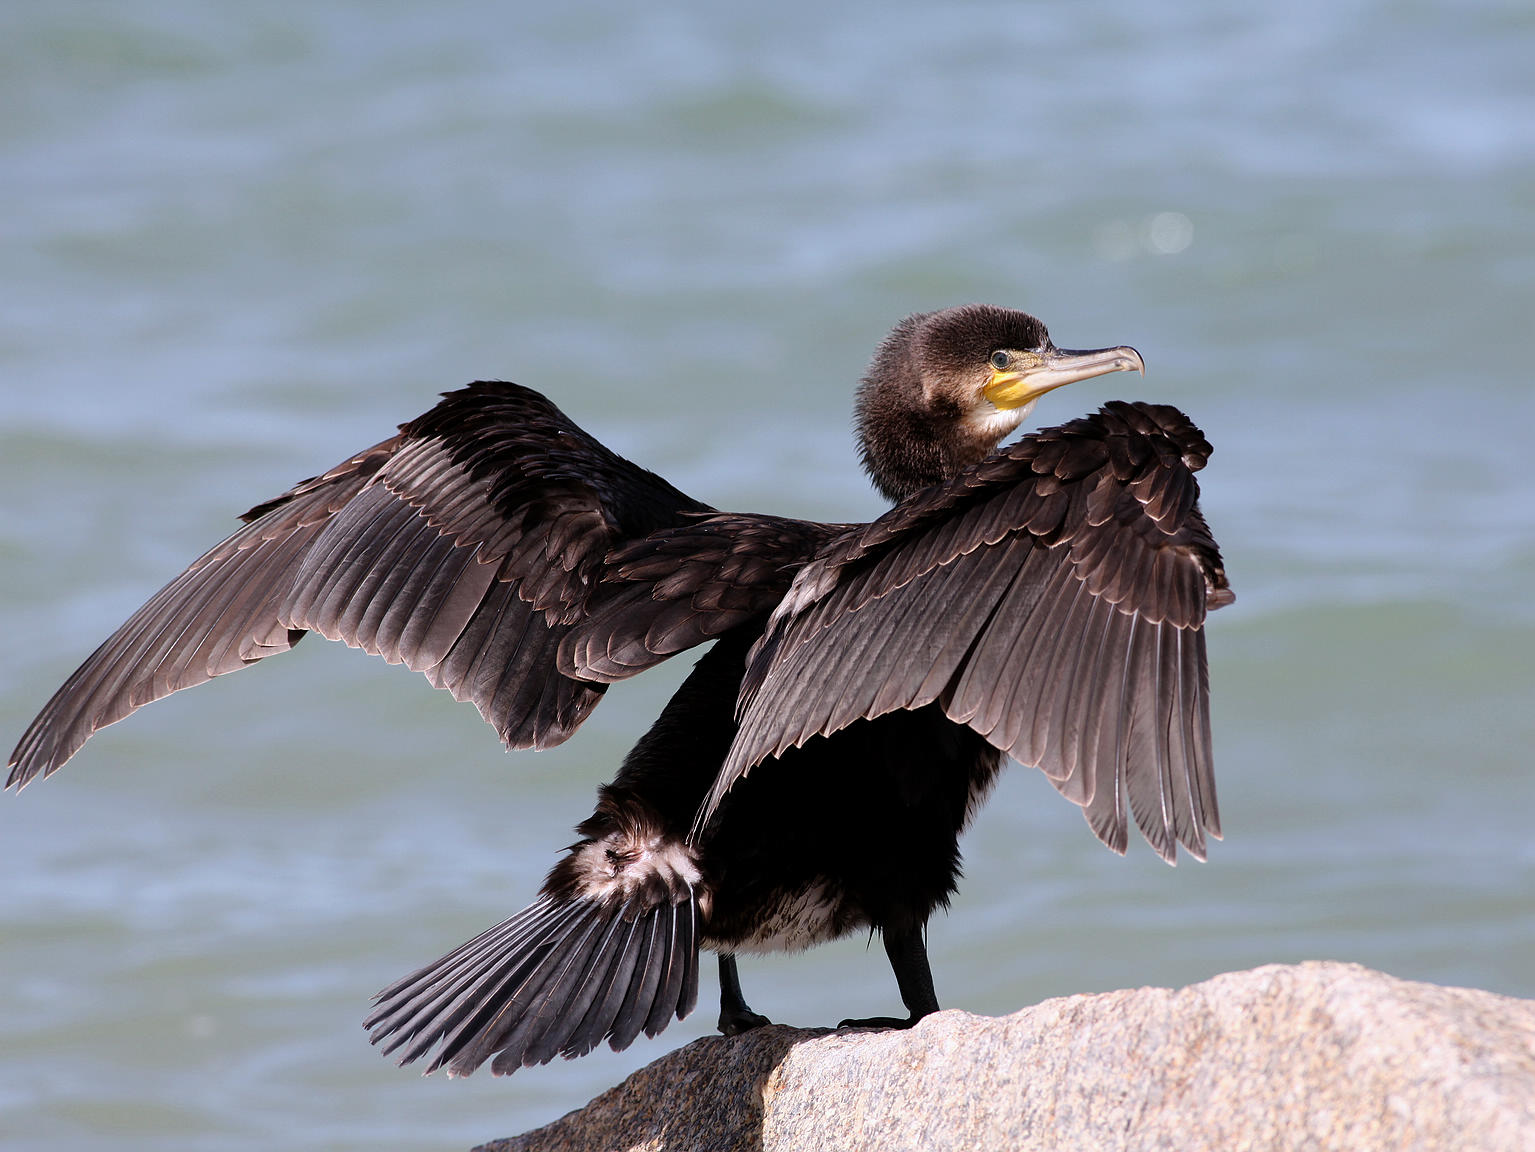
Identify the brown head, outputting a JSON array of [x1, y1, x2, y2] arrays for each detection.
[[854, 304, 1145, 502]]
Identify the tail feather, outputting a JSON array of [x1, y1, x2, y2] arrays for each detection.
[[368, 897, 584, 1061], [367, 898, 565, 1044], [569, 909, 649, 1054], [537, 909, 644, 1062], [420, 901, 604, 1073], [607, 909, 665, 1050], [516, 910, 635, 1067], [468, 905, 615, 1070], [644, 900, 699, 1039], [366, 890, 701, 1077]]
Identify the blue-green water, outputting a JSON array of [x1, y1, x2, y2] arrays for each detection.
[[3, 3, 1533, 1149]]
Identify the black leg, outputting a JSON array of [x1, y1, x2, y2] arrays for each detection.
[[717, 953, 772, 1036], [839, 921, 940, 1029]]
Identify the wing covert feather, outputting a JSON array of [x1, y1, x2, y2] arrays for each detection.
[[708, 401, 1231, 862]]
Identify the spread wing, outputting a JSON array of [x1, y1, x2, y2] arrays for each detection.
[[706, 401, 1233, 863], [7, 383, 718, 789], [559, 512, 843, 684]]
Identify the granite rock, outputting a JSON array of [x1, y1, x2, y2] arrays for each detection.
[[475, 962, 1535, 1152]]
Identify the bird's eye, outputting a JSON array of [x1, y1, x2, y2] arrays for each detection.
[[989, 351, 1010, 371]]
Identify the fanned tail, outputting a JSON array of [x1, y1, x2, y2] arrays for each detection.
[[365, 891, 700, 1077]]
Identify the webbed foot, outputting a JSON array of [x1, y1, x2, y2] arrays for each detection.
[[837, 1013, 919, 1030], [716, 953, 772, 1036], [720, 1006, 773, 1035]]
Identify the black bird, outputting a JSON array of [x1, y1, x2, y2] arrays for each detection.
[[7, 304, 1231, 1077]]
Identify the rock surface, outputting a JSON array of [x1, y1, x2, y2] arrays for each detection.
[[475, 962, 1535, 1152]]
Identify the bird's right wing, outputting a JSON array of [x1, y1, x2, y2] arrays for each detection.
[[704, 401, 1233, 862], [7, 383, 714, 789]]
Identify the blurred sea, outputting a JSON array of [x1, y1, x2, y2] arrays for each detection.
[[2, 2, 1533, 1149]]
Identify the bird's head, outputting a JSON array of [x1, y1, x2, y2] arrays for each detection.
[[854, 304, 1145, 502]]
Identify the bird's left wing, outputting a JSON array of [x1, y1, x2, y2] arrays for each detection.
[[558, 512, 843, 684], [705, 401, 1232, 862]]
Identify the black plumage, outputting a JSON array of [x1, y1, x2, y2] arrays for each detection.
[[7, 304, 1231, 1077]]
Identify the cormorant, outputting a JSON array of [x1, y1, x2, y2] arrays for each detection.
[[7, 304, 1231, 1077]]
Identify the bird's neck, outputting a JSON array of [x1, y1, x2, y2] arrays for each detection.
[[857, 404, 1016, 505], [853, 399, 1031, 503]]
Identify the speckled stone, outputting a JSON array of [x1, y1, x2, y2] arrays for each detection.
[[474, 962, 1535, 1152]]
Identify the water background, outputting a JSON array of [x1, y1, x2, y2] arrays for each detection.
[[3, 2, 1533, 1149]]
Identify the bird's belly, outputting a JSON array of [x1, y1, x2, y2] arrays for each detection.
[[702, 881, 856, 954]]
